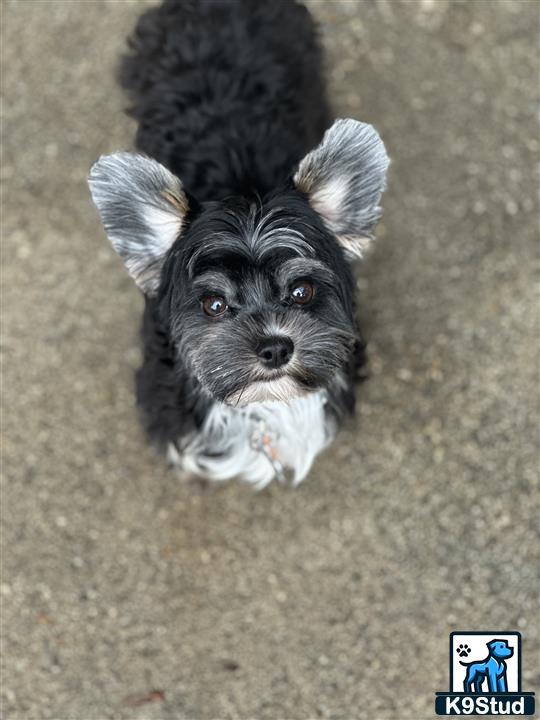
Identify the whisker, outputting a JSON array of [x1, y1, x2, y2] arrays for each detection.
[[234, 382, 248, 407]]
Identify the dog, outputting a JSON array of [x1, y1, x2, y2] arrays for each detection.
[[460, 640, 514, 693], [88, 0, 389, 488]]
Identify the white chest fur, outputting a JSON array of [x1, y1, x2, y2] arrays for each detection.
[[168, 391, 336, 488]]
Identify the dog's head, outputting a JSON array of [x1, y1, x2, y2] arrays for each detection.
[[89, 119, 389, 405], [488, 640, 514, 660]]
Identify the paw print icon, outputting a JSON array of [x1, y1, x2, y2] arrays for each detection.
[[456, 643, 471, 658]]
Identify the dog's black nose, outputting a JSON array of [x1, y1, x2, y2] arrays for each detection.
[[257, 337, 294, 369]]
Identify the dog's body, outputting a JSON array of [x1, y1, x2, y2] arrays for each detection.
[[460, 640, 514, 693], [119, 0, 331, 200], [89, 0, 388, 487]]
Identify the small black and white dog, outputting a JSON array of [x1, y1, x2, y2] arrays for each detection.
[[89, 0, 389, 488]]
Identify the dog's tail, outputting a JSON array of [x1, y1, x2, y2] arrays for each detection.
[[460, 657, 488, 666]]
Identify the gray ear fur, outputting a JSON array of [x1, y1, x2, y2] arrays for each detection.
[[294, 118, 389, 259], [88, 153, 188, 294]]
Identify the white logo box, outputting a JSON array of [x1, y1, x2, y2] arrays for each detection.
[[450, 631, 520, 693]]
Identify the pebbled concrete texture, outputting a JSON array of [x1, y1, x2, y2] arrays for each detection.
[[2, 1, 538, 718]]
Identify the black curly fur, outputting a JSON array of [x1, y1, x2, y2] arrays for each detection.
[[120, 0, 331, 200]]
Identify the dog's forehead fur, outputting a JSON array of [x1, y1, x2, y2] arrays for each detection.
[[181, 194, 337, 277]]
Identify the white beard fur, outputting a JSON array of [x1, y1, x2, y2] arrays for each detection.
[[167, 389, 336, 489], [225, 374, 306, 405]]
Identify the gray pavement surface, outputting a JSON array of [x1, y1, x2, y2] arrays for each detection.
[[2, 1, 539, 718]]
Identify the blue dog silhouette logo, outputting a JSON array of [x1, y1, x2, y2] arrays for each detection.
[[459, 638, 513, 693], [435, 631, 535, 715]]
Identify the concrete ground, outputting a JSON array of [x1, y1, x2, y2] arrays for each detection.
[[2, 1, 539, 718]]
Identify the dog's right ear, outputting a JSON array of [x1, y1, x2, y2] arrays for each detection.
[[88, 153, 188, 295]]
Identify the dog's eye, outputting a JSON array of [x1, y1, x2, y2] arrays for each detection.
[[290, 280, 314, 305], [202, 296, 228, 317]]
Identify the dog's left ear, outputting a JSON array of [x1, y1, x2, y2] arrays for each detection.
[[88, 152, 188, 295], [294, 118, 389, 260]]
